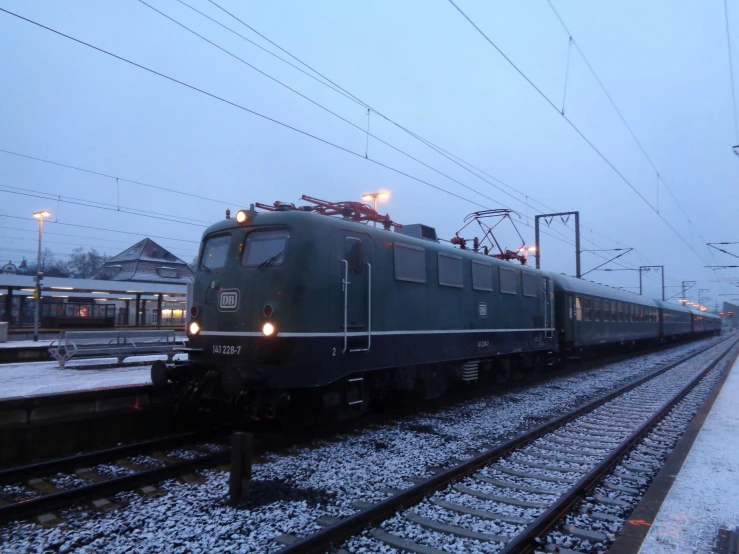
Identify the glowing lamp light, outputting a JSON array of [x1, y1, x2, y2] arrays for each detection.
[[236, 210, 248, 224], [262, 322, 275, 336], [188, 321, 200, 335], [33, 210, 51, 219]]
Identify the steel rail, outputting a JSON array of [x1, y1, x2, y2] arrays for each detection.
[[278, 336, 736, 554], [0, 429, 220, 485], [0, 450, 229, 524], [500, 337, 739, 553]]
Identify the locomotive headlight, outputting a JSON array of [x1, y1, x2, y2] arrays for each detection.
[[262, 322, 275, 336], [235, 210, 248, 224], [189, 321, 201, 335]]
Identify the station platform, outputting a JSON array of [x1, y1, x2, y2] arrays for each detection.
[[0, 354, 183, 399], [610, 354, 739, 553]]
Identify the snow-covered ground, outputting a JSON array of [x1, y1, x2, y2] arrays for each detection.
[[0, 337, 725, 554], [0, 354, 186, 399], [0, 339, 54, 349], [636, 354, 739, 554]]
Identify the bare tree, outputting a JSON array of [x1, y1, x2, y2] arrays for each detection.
[[67, 248, 107, 279]]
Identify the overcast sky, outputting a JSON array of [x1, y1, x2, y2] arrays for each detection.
[[1, 0, 737, 307]]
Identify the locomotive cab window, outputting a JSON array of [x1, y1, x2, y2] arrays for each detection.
[[521, 273, 538, 297], [472, 261, 493, 291], [500, 267, 517, 295], [201, 234, 231, 271], [438, 253, 463, 287], [345, 237, 364, 274], [242, 228, 289, 268], [394, 243, 426, 283]]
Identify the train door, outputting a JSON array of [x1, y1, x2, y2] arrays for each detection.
[[340, 231, 372, 353], [542, 277, 553, 341]]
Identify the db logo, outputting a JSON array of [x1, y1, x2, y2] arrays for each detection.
[[218, 289, 240, 311]]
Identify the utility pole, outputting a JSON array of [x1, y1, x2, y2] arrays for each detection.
[[681, 281, 696, 304], [535, 211, 580, 277], [639, 266, 665, 300]]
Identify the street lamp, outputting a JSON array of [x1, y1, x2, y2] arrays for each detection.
[[361, 191, 390, 227], [32, 210, 50, 342]]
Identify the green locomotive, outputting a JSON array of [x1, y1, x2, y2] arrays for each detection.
[[153, 198, 556, 418]]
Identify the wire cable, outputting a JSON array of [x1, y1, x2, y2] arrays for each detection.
[[544, 0, 715, 252], [725, 0, 739, 143], [446, 0, 711, 265]]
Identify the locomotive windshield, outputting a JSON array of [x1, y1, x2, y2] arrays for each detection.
[[242, 228, 289, 268], [201, 234, 231, 271]]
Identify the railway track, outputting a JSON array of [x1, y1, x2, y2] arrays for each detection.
[[0, 336, 728, 538], [0, 430, 230, 525], [276, 336, 739, 554]]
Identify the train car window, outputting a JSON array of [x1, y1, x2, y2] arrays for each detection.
[[472, 261, 493, 291], [201, 234, 231, 271], [582, 297, 592, 321], [345, 237, 364, 274], [594, 299, 601, 322], [603, 301, 610, 321], [611, 302, 617, 321], [242, 229, 290, 268], [499, 267, 518, 295], [394, 243, 426, 283], [438, 253, 463, 287], [522, 273, 539, 297], [575, 296, 582, 321]]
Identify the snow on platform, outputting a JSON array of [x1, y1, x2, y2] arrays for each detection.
[[0, 339, 53, 349], [637, 356, 739, 553], [0, 354, 184, 399]]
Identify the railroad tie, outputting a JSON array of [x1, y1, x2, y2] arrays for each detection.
[[472, 474, 560, 496], [370, 527, 447, 554], [492, 464, 577, 484], [430, 497, 532, 525], [453, 484, 549, 509], [508, 457, 587, 474], [404, 511, 510, 542]]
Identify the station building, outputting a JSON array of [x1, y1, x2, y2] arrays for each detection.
[[0, 238, 193, 335]]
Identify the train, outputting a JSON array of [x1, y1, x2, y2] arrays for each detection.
[[151, 198, 721, 419]]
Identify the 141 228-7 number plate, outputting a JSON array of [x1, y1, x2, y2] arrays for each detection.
[[212, 345, 242, 355]]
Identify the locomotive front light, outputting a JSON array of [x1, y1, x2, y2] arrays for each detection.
[[189, 321, 201, 335], [235, 210, 248, 224], [262, 322, 276, 336]]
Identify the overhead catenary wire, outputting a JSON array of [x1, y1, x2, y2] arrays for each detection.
[[0, 5, 609, 266], [0, 6, 667, 282], [446, 0, 711, 266], [0, 213, 200, 244], [724, 0, 739, 144], [202, 0, 639, 251], [0, 148, 235, 207], [544, 0, 715, 253], [139, 0, 651, 271]]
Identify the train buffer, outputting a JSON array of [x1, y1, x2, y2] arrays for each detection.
[[48, 330, 182, 369]]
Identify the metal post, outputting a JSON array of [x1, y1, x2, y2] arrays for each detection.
[[372, 197, 377, 228], [639, 268, 643, 295], [535, 218, 541, 270], [33, 216, 44, 342], [3, 288, 11, 323], [574, 211, 581, 278], [229, 431, 253, 506], [156, 294, 163, 330], [135, 294, 141, 327], [534, 211, 580, 276], [661, 266, 665, 301]]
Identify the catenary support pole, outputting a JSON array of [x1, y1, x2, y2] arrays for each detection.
[[535, 211, 580, 277]]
